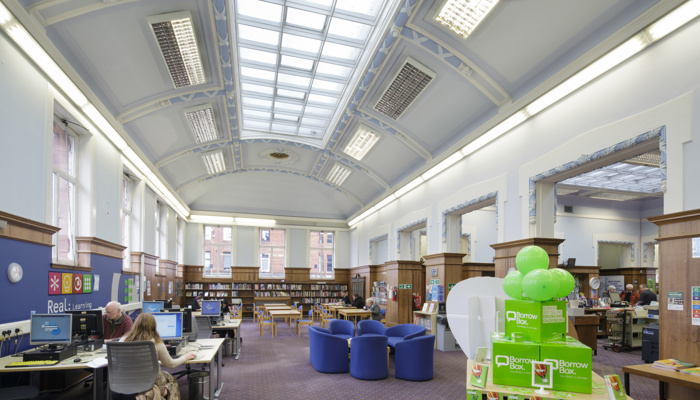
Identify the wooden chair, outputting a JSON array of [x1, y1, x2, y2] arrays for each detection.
[[252, 303, 258, 323], [259, 310, 277, 338], [296, 306, 314, 336], [313, 303, 322, 322]]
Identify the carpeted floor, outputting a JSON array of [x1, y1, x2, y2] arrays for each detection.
[[34, 320, 661, 399]]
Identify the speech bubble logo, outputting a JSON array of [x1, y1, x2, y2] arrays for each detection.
[[495, 355, 509, 367], [544, 358, 559, 369], [506, 311, 517, 322]]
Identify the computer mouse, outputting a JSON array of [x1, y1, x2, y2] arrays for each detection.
[[74, 358, 82, 363]]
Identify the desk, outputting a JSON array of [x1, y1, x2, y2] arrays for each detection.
[[264, 305, 291, 312], [182, 338, 225, 399], [466, 360, 632, 399], [268, 309, 301, 328], [570, 315, 600, 355], [0, 347, 108, 400], [327, 305, 355, 319], [338, 309, 371, 325], [210, 319, 242, 359], [623, 363, 700, 399]]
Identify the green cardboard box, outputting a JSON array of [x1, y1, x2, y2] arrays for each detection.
[[539, 338, 592, 393], [491, 333, 539, 388], [505, 299, 567, 342]]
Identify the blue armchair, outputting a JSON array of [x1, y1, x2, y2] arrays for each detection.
[[328, 319, 355, 340], [395, 335, 435, 381], [308, 327, 349, 373], [385, 323, 426, 349], [350, 335, 389, 380], [357, 319, 386, 336]]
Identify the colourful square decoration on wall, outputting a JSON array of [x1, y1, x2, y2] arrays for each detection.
[[83, 275, 92, 293], [49, 272, 61, 295], [61, 273, 73, 294], [73, 274, 83, 293]]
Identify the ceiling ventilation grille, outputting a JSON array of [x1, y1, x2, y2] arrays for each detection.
[[149, 12, 205, 88], [374, 57, 435, 120], [326, 162, 352, 186]]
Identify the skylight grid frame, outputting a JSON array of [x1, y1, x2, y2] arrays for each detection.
[[232, 0, 403, 144]]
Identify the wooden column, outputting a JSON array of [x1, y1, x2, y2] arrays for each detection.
[[649, 209, 700, 400], [383, 260, 424, 327], [462, 262, 496, 279], [491, 238, 565, 278], [423, 253, 464, 300]]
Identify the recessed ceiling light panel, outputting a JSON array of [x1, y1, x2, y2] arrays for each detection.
[[344, 125, 380, 160], [185, 105, 218, 143], [202, 149, 226, 175], [149, 11, 206, 88], [326, 162, 352, 186], [436, 0, 499, 39]]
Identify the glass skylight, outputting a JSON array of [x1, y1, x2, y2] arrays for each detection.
[[559, 161, 662, 193], [233, 0, 391, 141], [436, 0, 499, 39]]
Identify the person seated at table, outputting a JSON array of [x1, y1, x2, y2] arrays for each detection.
[[121, 313, 196, 399], [101, 301, 133, 340], [218, 299, 236, 339], [600, 285, 616, 299], [637, 284, 658, 306], [351, 293, 365, 309], [364, 298, 382, 321], [189, 295, 202, 311], [340, 290, 351, 305]]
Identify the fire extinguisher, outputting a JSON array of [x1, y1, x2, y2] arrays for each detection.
[[413, 293, 421, 310], [391, 287, 397, 301]]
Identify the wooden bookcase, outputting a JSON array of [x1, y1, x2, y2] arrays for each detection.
[[413, 310, 438, 348]]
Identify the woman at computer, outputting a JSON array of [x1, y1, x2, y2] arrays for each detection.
[[120, 313, 196, 399]]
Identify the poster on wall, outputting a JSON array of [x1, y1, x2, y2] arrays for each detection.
[[693, 286, 700, 326], [147, 280, 151, 296], [601, 276, 625, 293], [692, 237, 700, 258], [169, 282, 173, 294], [94, 275, 100, 291], [668, 291, 684, 311]]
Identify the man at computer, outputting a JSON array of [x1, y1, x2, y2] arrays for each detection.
[[102, 301, 133, 340], [637, 284, 658, 306], [189, 295, 202, 311], [620, 284, 639, 305], [340, 291, 351, 305]]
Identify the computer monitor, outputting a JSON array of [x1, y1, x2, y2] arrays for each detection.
[[566, 258, 576, 268], [201, 300, 221, 316], [67, 309, 104, 342], [609, 291, 621, 303], [143, 301, 165, 313], [152, 312, 183, 341], [167, 307, 192, 333], [30, 314, 73, 350], [155, 299, 173, 309]]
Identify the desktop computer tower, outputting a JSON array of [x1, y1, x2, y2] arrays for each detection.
[[23, 345, 77, 362]]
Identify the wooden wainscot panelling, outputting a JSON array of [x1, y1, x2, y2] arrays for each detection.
[[231, 267, 260, 282], [128, 252, 142, 274], [286, 267, 312, 283], [424, 253, 464, 300], [75, 237, 126, 270], [158, 259, 177, 278], [350, 265, 380, 300], [491, 238, 565, 278], [462, 262, 496, 280], [383, 260, 423, 327], [0, 210, 59, 247], [334, 269, 351, 288], [649, 209, 700, 400]]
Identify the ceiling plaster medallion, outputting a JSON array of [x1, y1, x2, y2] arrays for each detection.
[[260, 149, 299, 165]]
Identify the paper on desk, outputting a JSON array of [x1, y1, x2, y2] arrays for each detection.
[[86, 357, 108, 368]]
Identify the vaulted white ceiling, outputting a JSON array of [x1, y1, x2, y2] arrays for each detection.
[[10, 0, 671, 221]]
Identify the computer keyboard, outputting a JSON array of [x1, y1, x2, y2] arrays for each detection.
[[6, 360, 59, 368]]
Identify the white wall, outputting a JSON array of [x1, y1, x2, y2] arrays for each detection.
[[350, 16, 700, 266], [461, 208, 497, 263]]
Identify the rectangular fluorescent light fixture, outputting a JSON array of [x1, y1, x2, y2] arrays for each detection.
[[587, 192, 644, 202], [646, 0, 700, 41], [421, 152, 464, 181], [375, 57, 435, 120], [235, 218, 276, 226], [375, 194, 397, 210], [436, 0, 499, 39], [185, 105, 218, 143], [149, 11, 205, 88], [395, 177, 424, 198], [462, 111, 527, 156], [202, 150, 226, 174], [348, 207, 377, 227], [190, 215, 235, 224], [326, 163, 352, 186], [344, 125, 380, 160]]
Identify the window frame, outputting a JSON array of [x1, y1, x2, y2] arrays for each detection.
[[259, 228, 286, 279], [310, 230, 334, 279], [121, 174, 133, 272], [51, 118, 78, 265], [203, 225, 233, 278]]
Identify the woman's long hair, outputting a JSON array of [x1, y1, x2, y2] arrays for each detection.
[[122, 313, 162, 344]]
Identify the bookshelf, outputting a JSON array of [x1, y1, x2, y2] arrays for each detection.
[[184, 280, 348, 317], [413, 310, 438, 349], [372, 281, 387, 306]]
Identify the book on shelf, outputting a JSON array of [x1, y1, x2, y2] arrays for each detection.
[[679, 367, 700, 376], [653, 359, 695, 370]]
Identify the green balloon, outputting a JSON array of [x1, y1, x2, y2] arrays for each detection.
[[522, 269, 560, 301], [503, 270, 524, 300], [550, 268, 576, 298], [515, 245, 550, 275]]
